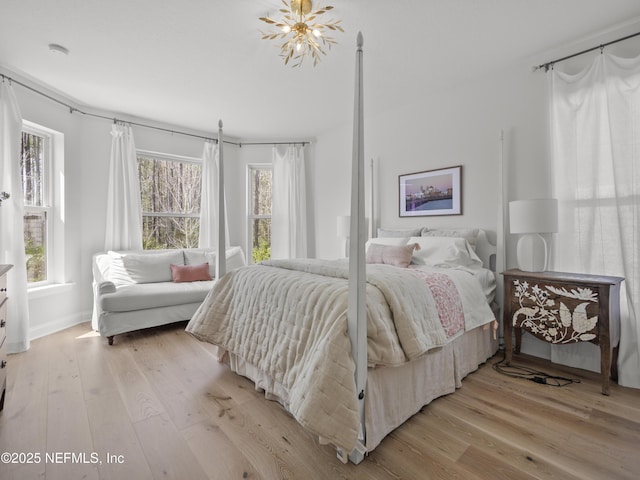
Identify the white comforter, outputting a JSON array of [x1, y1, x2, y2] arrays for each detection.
[[186, 259, 494, 453]]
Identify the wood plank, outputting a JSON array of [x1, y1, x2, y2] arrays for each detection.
[[84, 390, 154, 480], [103, 344, 166, 423], [445, 387, 638, 480], [181, 421, 262, 480], [44, 327, 99, 480], [132, 413, 208, 480], [414, 402, 585, 480], [0, 335, 49, 480]]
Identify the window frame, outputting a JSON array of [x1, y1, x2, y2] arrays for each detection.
[[137, 149, 202, 250], [246, 163, 273, 264], [22, 122, 54, 286]]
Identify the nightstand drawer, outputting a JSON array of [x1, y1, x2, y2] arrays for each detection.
[[509, 277, 602, 346]]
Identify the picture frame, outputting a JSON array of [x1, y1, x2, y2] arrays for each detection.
[[399, 165, 462, 217]]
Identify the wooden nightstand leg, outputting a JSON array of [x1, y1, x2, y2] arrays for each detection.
[[504, 314, 513, 364], [600, 338, 611, 396], [611, 346, 619, 382]]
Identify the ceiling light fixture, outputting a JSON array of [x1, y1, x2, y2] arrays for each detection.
[[259, 0, 343, 67], [48, 43, 69, 55]]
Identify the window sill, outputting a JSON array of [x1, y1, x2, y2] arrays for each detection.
[[28, 282, 75, 300]]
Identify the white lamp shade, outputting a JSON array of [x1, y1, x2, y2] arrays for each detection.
[[337, 215, 350, 238], [509, 199, 558, 234]]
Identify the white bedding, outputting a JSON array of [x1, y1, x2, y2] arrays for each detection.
[[186, 258, 494, 454]]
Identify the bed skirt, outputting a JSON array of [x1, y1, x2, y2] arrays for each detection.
[[217, 322, 498, 455]]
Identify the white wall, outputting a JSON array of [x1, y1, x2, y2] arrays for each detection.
[[312, 58, 552, 261]]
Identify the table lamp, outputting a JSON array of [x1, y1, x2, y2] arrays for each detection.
[[336, 215, 350, 257], [509, 199, 558, 272]]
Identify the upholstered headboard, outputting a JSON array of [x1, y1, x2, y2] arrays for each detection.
[[475, 229, 497, 272], [375, 226, 497, 271]]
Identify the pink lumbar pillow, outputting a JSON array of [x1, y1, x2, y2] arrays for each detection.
[[170, 263, 212, 282]]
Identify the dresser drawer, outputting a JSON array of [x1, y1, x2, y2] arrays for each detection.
[[0, 272, 6, 303], [0, 324, 7, 410], [0, 298, 6, 344]]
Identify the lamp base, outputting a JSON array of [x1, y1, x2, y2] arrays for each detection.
[[516, 233, 548, 272]]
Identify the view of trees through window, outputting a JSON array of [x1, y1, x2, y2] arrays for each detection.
[[249, 166, 272, 263], [21, 130, 48, 283], [138, 153, 201, 249]]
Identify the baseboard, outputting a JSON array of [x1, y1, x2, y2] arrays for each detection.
[[29, 309, 92, 342]]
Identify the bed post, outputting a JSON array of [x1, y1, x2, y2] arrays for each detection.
[[216, 119, 226, 279], [344, 31, 368, 465], [496, 129, 506, 347]]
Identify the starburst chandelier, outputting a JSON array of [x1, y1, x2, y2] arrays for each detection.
[[259, 0, 344, 67]]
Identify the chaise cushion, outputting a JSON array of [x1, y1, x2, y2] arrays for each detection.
[[100, 281, 215, 312]]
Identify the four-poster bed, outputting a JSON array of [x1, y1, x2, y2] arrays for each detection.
[[186, 33, 499, 464]]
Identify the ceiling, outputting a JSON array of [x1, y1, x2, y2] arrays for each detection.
[[2, 0, 640, 140]]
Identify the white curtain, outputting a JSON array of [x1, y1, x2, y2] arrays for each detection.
[[0, 81, 30, 352], [549, 52, 640, 388], [271, 144, 307, 259], [198, 140, 229, 249], [104, 124, 142, 251]]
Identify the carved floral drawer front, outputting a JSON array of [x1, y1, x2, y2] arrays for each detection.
[[511, 279, 600, 345]]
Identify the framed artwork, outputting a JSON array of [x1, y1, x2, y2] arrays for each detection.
[[399, 165, 462, 217]]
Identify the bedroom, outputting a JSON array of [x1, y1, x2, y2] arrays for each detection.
[[1, 0, 640, 478]]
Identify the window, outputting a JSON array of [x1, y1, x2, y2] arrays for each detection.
[[248, 165, 272, 263], [21, 126, 51, 284], [137, 150, 201, 249]]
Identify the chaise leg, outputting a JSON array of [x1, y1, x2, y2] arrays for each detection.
[[108, 336, 114, 346]]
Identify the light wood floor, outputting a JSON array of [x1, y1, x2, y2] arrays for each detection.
[[1, 322, 639, 480]]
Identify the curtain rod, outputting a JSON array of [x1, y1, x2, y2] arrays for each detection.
[[0, 72, 309, 147], [535, 31, 640, 71]]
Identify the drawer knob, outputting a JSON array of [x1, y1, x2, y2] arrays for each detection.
[[0, 360, 6, 369], [0, 288, 6, 292], [0, 320, 4, 328]]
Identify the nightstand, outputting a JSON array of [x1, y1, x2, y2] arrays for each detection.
[[502, 269, 623, 395]]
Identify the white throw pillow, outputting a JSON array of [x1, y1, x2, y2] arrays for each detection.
[[184, 246, 246, 277], [365, 237, 409, 251], [421, 227, 480, 250], [377, 227, 423, 238], [408, 236, 482, 271], [108, 250, 184, 285], [226, 246, 246, 271], [184, 249, 216, 276]]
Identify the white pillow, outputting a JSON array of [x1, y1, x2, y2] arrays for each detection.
[[108, 250, 184, 285], [408, 236, 483, 271], [184, 246, 246, 277], [421, 228, 480, 250], [184, 249, 216, 276], [365, 237, 409, 251], [183, 249, 212, 266], [226, 246, 246, 271], [377, 227, 423, 238]]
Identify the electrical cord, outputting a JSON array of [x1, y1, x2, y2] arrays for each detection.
[[492, 350, 581, 387]]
